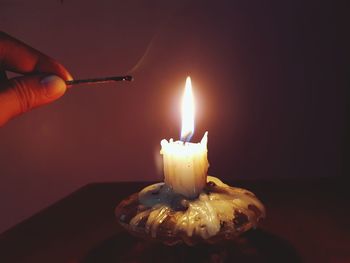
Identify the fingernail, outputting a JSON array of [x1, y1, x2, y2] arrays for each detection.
[[40, 75, 66, 98]]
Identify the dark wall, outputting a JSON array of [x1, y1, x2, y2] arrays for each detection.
[[0, 0, 348, 232]]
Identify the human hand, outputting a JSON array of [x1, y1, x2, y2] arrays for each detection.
[[0, 32, 73, 127]]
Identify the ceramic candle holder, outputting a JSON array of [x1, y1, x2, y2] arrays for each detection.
[[115, 176, 265, 246]]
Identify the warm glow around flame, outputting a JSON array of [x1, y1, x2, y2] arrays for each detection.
[[181, 76, 195, 141]]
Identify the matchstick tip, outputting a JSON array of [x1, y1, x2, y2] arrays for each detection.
[[124, 75, 134, 81]]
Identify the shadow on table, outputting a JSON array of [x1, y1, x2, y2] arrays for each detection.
[[82, 229, 301, 263]]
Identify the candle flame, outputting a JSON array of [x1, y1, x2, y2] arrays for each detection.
[[181, 76, 195, 141]]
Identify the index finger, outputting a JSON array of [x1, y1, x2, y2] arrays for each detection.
[[0, 31, 73, 81]]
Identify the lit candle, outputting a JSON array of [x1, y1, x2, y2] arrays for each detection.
[[160, 77, 209, 199]]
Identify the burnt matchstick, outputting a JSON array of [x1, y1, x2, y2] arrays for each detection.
[[66, 75, 133, 86]]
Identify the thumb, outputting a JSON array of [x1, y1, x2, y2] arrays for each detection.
[[0, 75, 66, 126]]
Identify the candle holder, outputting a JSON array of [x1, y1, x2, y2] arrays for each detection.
[[115, 176, 265, 246]]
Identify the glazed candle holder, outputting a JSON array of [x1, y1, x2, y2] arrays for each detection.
[[115, 176, 265, 246]]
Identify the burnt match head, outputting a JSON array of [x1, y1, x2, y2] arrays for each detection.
[[123, 75, 133, 81]]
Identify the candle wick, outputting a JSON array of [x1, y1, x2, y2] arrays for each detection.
[[180, 132, 193, 143]]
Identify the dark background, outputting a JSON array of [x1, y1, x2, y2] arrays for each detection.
[[0, 0, 348, 233]]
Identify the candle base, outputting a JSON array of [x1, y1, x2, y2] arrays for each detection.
[[115, 176, 265, 246]]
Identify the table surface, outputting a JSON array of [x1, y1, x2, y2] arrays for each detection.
[[1, 178, 349, 263]]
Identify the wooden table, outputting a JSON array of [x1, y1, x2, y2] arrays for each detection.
[[1, 179, 349, 263]]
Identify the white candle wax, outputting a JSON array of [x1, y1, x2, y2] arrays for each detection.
[[160, 132, 209, 198]]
